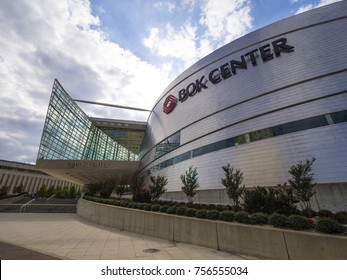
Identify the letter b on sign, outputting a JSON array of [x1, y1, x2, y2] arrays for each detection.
[[163, 95, 177, 114]]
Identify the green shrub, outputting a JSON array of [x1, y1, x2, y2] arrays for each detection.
[[159, 205, 169, 213], [185, 208, 197, 217], [131, 202, 138, 209], [121, 201, 129, 208], [315, 218, 345, 234], [301, 209, 317, 218], [269, 213, 289, 228], [220, 210, 234, 222], [235, 211, 250, 224], [176, 206, 186, 216], [137, 203, 145, 210], [243, 186, 297, 215], [113, 200, 120, 206], [250, 212, 269, 224], [132, 189, 151, 203], [206, 204, 217, 210], [206, 210, 220, 220], [144, 204, 152, 211], [287, 215, 310, 230], [318, 209, 334, 218], [216, 205, 225, 211], [223, 205, 232, 211], [151, 204, 160, 212], [193, 203, 205, 210], [196, 210, 207, 219], [334, 211, 347, 224], [128, 202, 135, 208], [167, 207, 177, 214]]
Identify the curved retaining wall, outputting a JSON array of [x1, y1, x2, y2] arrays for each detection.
[[77, 199, 347, 260]]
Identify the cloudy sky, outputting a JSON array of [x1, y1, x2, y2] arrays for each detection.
[[0, 0, 342, 164]]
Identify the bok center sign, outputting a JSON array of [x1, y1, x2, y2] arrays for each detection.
[[163, 38, 294, 114]]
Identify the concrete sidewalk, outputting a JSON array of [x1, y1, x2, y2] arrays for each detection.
[[0, 213, 257, 260]]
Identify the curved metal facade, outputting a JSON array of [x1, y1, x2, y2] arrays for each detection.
[[140, 2, 347, 206]]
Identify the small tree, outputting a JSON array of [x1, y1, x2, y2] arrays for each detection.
[[115, 180, 129, 199], [13, 184, 24, 194], [288, 158, 316, 214], [131, 175, 151, 203], [181, 166, 199, 205], [149, 175, 168, 202], [0, 186, 10, 196], [69, 186, 77, 198], [47, 185, 55, 197], [62, 186, 69, 198], [86, 183, 101, 196], [99, 180, 114, 198], [37, 184, 47, 198], [221, 164, 245, 210], [55, 185, 63, 198]]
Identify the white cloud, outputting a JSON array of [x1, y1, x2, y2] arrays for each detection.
[[199, 0, 252, 44], [290, 0, 299, 4], [295, 3, 314, 14], [295, 0, 342, 14], [143, 0, 252, 71], [143, 23, 208, 69], [0, 0, 172, 163], [154, 1, 176, 13]]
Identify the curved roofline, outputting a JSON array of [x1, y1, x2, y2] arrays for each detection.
[[147, 1, 346, 121]]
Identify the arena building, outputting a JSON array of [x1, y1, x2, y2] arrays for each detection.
[[37, 2, 347, 211]]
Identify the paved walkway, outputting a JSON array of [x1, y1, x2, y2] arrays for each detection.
[[0, 213, 257, 260]]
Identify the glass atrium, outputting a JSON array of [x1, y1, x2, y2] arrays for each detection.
[[37, 80, 139, 161]]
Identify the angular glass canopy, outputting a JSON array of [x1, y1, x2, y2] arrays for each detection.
[[36, 80, 147, 184]]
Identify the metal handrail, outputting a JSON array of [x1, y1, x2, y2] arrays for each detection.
[[46, 194, 56, 203], [20, 199, 35, 212]]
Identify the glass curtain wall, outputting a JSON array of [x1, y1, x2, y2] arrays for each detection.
[[37, 80, 138, 161]]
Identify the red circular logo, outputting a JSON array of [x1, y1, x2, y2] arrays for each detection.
[[163, 95, 177, 114]]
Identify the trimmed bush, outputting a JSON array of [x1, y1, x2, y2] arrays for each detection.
[[235, 211, 250, 224], [287, 215, 310, 230], [334, 211, 347, 224], [143, 204, 152, 211], [167, 207, 177, 214], [151, 204, 160, 212], [176, 206, 186, 216], [127, 202, 135, 208], [269, 213, 289, 228], [185, 208, 197, 217], [243, 185, 298, 215], [223, 205, 232, 211], [111, 200, 118, 206], [250, 212, 269, 224], [216, 205, 225, 211], [159, 205, 170, 213], [315, 218, 345, 234], [137, 203, 145, 210], [132, 189, 151, 203], [196, 210, 207, 219], [318, 209, 334, 218], [207, 204, 217, 210], [121, 201, 129, 208], [220, 210, 234, 222], [301, 209, 317, 218], [206, 210, 220, 220]]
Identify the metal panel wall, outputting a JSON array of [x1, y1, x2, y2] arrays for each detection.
[[140, 2, 347, 203]]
